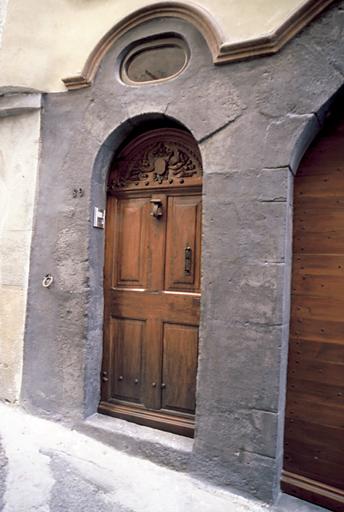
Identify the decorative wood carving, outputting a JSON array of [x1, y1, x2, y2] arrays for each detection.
[[108, 129, 202, 192], [62, 0, 335, 90]]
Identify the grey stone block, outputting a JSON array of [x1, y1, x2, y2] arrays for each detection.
[[254, 37, 344, 118], [194, 407, 278, 460], [304, 4, 344, 79], [196, 321, 285, 413], [190, 443, 278, 501], [202, 171, 290, 263]]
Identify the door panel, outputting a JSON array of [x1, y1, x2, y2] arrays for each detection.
[[165, 195, 201, 292], [115, 198, 149, 288], [111, 317, 144, 403], [143, 319, 163, 410], [161, 323, 198, 413], [100, 128, 203, 437], [282, 116, 344, 511]]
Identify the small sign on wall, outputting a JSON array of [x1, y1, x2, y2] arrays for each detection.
[[93, 207, 105, 229]]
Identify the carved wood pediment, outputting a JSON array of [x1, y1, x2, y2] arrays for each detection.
[[108, 129, 202, 192]]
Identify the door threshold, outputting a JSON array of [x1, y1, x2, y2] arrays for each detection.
[[98, 401, 194, 438], [78, 411, 193, 472], [275, 492, 334, 511]]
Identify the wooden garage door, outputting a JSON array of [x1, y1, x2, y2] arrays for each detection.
[[281, 115, 344, 511]]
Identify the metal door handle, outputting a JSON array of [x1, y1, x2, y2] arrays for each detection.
[[184, 245, 192, 275]]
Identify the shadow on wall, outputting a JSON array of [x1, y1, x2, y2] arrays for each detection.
[[291, 84, 344, 175]]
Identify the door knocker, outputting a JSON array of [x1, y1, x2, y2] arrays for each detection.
[[150, 198, 163, 219]]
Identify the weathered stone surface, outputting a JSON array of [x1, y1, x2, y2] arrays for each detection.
[[195, 406, 278, 460], [201, 111, 319, 172], [166, 72, 244, 142], [190, 443, 278, 501], [0, 402, 327, 511], [196, 321, 285, 412], [49, 454, 128, 512], [0, 403, 269, 512], [254, 38, 344, 118], [80, 413, 192, 472], [303, 5, 344, 79]]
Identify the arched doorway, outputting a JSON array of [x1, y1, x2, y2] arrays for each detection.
[[282, 112, 344, 511], [99, 127, 202, 437]]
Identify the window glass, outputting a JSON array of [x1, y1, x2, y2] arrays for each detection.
[[122, 37, 188, 84]]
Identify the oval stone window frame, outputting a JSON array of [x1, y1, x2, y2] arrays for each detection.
[[121, 35, 190, 85]]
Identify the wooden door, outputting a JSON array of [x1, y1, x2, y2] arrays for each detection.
[[281, 115, 344, 510], [99, 129, 202, 437]]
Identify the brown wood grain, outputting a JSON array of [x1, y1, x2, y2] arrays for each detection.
[[161, 323, 198, 413], [165, 195, 201, 292], [283, 115, 344, 510], [100, 128, 202, 437]]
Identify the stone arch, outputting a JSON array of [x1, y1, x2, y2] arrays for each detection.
[[85, 113, 203, 417], [289, 85, 344, 176], [62, 2, 224, 90]]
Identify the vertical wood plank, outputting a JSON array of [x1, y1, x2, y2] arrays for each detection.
[[282, 115, 344, 509]]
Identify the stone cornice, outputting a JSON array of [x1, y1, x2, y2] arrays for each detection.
[[0, 92, 41, 117], [62, 0, 335, 91]]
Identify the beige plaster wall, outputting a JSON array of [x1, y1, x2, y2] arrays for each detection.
[[0, 0, 8, 47], [0, 107, 40, 402], [0, 0, 319, 92]]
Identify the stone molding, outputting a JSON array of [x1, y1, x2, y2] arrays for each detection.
[[62, 0, 335, 91], [0, 93, 42, 117]]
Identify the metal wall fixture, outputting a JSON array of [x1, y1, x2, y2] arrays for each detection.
[[42, 274, 54, 288], [120, 34, 190, 85], [93, 207, 106, 229]]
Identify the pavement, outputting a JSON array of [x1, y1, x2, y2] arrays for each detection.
[[0, 403, 328, 512]]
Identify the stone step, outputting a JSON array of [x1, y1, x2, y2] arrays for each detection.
[[78, 413, 193, 472]]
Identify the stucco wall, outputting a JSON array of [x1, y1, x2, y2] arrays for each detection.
[[0, 100, 41, 402], [0, 0, 8, 47], [0, 0, 332, 92], [20, 2, 344, 502]]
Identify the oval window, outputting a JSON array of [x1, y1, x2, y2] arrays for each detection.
[[121, 37, 189, 85]]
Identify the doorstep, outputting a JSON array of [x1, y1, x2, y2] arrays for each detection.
[[78, 412, 193, 472], [274, 493, 331, 512], [77, 415, 331, 512]]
